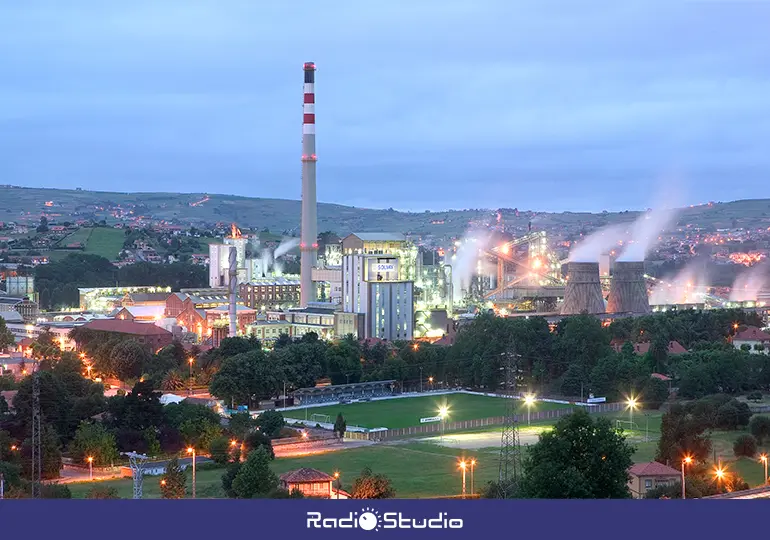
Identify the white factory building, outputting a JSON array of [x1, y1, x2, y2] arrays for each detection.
[[341, 254, 413, 341]]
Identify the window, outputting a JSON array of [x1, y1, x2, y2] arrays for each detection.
[[644, 479, 652, 490]]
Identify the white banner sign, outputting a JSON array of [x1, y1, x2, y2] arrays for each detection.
[[586, 397, 606, 404], [420, 416, 442, 423]]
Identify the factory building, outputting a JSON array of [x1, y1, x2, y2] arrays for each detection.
[[209, 225, 250, 287], [239, 277, 301, 310], [0, 296, 39, 324], [341, 254, 413, 340], [4, 276, 35, 298], [79, 286, 172, 313]]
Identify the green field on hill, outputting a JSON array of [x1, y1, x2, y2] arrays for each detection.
[[288, 393, 571, 430], [84, 227, 125, 260]]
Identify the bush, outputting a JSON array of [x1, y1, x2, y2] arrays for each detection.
[[733, 434, 758, 458], [209, 436, 232, 465], [255, 410, 285, 439], [86, 486, 120, 499], [749, 415, 770, 445], [747, 391, 764, 403]]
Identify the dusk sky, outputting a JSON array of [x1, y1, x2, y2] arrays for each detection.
[[1, 1, 768, 212]]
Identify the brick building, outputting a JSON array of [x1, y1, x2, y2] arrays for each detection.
[[78, 319, 173, 351]]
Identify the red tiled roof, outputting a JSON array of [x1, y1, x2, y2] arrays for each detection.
[[280, 468, 334, 483], [628, 462, 680, 477], [735, 326, 770, 341], [83, 319, 171, 336], [651, 373, 672, 382]]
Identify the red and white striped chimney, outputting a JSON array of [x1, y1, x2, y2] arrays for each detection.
[[300, 62, 318, 308]]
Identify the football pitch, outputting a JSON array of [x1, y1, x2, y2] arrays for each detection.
[[288, 393, 572, 430]]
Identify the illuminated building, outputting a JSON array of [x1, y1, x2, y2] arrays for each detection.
[[78, 286, 171, 313], [239, 277, 301, 310]]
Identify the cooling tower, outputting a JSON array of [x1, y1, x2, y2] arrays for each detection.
[[560, 262, 606, 315], [607, 261, 650, 314]]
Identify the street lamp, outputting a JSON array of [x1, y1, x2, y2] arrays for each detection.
[[714, 464, 726, 491], [626, 396, 638, 428], [459, 460, 467, 498], [760, 454, 768, 485], [86, 364, 92, 379], [187, 358, 194, 396], [470, 458, 476, 496], [87, 456, 94, 481], [187, 447, 196, 499], [438, 406, 449, 441], [681, 456, 692, 499], [334, 471, 340, 499], [524, 394, 536, 426]]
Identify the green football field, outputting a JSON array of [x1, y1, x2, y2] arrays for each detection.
[[287, 393, 571, 429]]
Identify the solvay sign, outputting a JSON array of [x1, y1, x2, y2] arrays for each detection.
[[307, 507, 463, 531]]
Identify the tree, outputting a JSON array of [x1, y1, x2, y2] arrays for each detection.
[[228, 412, 256, 440], [160, 457, 186, 499], [21, 424, 62, 480], [37, 216, 49, 233], [747, 391, 764, 403], [333, 413, 347, 439], [163, 402, 222, 451], [68, 421, 119, 466], [656, 404, 712, 465], [209, 436, 232, 465], [256, 410, 285, 439], [86, 486, 120, 499], [733, 434, 758, 458], [521, 409, 634, 499], [0, 316, 15, 351], [715, 401, 752, 430], [351, 466, 396, 499], [210, 349, 280, 406], [243, 431, 275, 460], [230, 446, 279, 498], [109, 340, 150, 381], [642, 377, 669, 410], [749, 415, 770, 445]]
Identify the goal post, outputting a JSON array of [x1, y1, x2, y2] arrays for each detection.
[[310, 413, 331, 424]]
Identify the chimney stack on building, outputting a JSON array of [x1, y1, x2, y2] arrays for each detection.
[[228, 246, 238, 336], [300, 61, 318, 308]]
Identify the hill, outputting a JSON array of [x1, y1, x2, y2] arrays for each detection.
[[1, 185, 769, 239]]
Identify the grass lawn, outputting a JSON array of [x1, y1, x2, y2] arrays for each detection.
[[58, 227, 92, 247], [289, 394, 571, 430], [67, 443, 502, 499], [84, 227, 125, 260]]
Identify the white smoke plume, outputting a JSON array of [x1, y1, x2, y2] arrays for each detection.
[[568, 223, 632, 263], [274, 238, 300, 259], [451, 228, 495, 299], [260, 248, 273, 273], [272, 261, 284, 276], [730, 264, 770, 302], [617, 207, 678, 262], [650, 262, 710, 305]]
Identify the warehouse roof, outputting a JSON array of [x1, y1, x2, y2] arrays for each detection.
[[83, 319, 172, 336]]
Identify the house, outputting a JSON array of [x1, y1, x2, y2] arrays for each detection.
[[119, 456, 212, 478], [733, 326, 770, 354], [79, 319, 174, 350], [279, 468, 349, 499], [611, 340, 688, 355], [627, 462, 680, 498]]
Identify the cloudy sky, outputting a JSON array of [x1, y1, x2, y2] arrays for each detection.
[[1, 1, 768, 212]]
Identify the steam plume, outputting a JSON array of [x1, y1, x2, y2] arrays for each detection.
[[452, 228, 494, 299], [617, 207, 678, 262], [730, 264, 770, 302], [568, 223, 631, 263], [274, 238, 300, 259]]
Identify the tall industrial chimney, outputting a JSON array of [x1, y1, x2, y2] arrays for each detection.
[[607, 261, 650, 314], [300, 61, 318, 308], [228, 246, 237, 336], [561, 262, 606, 315]]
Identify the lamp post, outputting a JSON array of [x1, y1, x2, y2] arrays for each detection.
[[334, 471, 340, 499], [681, 456, 692, 499], [188, 358, 194, 397], [524, 394, 535, 426], [420, 367, 423, 393], [438, 406, 449, 442], [428, 376, 434, 391], [87, 456, 94, 481], [626, 397, 637, 428], [760, 454, 768, 485], [470, 458, 476, 496], [459, 460, 467, 498], [187, 447, 196, 499], [714, 464, 725, 492]]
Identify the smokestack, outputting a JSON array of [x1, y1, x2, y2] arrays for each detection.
[[607, 261, 650, 314], [561, 262, 605, 315], [300, 61, 318, 308], [228, 246, 237, 336]]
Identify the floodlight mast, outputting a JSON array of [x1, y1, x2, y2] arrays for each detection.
[[123, 452, 149, 499]]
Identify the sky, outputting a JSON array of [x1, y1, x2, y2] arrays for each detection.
[[1, 1, 769, 212]]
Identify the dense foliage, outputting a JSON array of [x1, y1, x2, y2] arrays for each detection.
[[35, 253, 206, 309]]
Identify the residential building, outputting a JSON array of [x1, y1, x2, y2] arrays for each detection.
[[627, 462, 680, 498], [279, 468, 349, 499], [733, 326, 770, 354], [246, 319, 293, 343], [78, 319, 174, 351]]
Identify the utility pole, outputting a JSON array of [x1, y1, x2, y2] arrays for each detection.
[[498, 349, 522, 498], [420, 367, 423, 393]]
